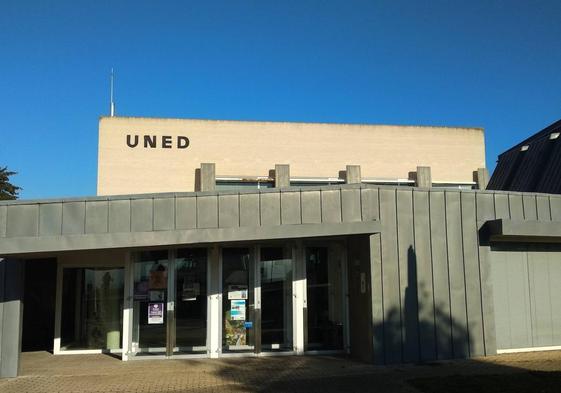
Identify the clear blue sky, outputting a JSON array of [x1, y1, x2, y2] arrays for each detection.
[[1, 1, 560, 199]]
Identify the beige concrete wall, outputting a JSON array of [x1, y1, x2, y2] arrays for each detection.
[[97, 116, 486, 195]]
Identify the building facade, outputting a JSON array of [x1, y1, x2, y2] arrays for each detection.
[[2, 117, 560, 378], [98, 117, 487, 194]]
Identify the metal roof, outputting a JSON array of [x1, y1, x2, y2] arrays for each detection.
[[487, 118, 561, 193]]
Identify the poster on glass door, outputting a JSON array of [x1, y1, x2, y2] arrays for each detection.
[[230, 299, 246, 321], [148, 302, 164, 324]]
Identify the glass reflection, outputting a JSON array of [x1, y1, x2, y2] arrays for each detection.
[[60, 267, 124, 350]]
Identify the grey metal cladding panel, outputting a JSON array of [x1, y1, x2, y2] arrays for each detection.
[[509, 194, 524, 220], [460, 192, 485, 357], [396, 189, 419, 362], [341, 189, 361, 223], [413, 190, 436, 361], [301, 191, 321, 224], [321, 190, 342, 224], [550, 196, 561, 221], [39, 203, 62, 236], [528, 251, 554, 347], [475, 192, 497, 355], [154, 198, 175, 231], [445, 192, 469, 358], [85, 201, 108, 234], [108, 199, 131, 233], [369, 233, 385, 364], [491, 252, 511, 349], [62, 202, 86, 235], [239, 194, 260, 227], [131, 198, 153, 232], [548, 252, 561, 344], [429, 191, 452, 359], [361, 188, 379, 221], [197, 195, 219, 229], [6, 204, 38, 238], [476, 193, 495, 224], [536, 196, 551, 221], [218, 194, 240, 228], [0, 205, 6, 237], [379, 188, 402, 363], [280, 192, 301, 225], [260, 192, 281, 226], [494, 194, 510, 220], [176, 197, 197, 230], [505, 251, 532, 348], [523, 195, 538, 220]]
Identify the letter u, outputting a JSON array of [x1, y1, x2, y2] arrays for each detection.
[[126, 134, 139, 148]]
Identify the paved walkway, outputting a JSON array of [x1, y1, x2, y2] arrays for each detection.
[[2, 350, 561, 392]]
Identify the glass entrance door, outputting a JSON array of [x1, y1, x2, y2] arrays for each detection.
[[222, 248, 255, 353], [131, 248, 208, 357], [260, 247, 293, 352], [174, 248, 207, 354], [132, 250, 169, 355], [305, 245, 345, 351]]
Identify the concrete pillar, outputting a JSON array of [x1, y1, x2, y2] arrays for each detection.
[[346, 165, 361, 184], [476, 167, 489, 190], [0, 259, 24, 378], [200, 163, 216, 192], [416, 166, 432, 188], [274, 164, 290, 188]]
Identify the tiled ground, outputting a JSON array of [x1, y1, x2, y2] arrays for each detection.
[[2, 350, 561, 392]]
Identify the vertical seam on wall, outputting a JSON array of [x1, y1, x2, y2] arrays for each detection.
[[217, 195, 220, 228], [195, 196, 199, 229], [474, 194, 487, 355], [547, 253, 554, 344], [106, 200, 110, 233], [534, 195, 538, 220], [151, 198, 155, 231], [427, 191, 438, 358], [548, 195, 552, 221], [128, 199, 132, 232], [525, 251, 534, 346], [459, 192, 471, 357], [37, 204, 42, 236], [412, 189, 421, 362], [320, 190, 324, 224], [238, 193, 241, 227], [278, 192, 282, 226], [258, 193, 262, 227], [61, 202, 65, 235], [173, 197, 177, 230], [299, 190, 303, 224], [82, 202, 86, 235], [444, 191, 454, 357], [522, 194, 526, 219], [394, 189, 403, 362], [507, 195, 512, 219], [339, 189, 343, 223], [359, 187, 363, 222]]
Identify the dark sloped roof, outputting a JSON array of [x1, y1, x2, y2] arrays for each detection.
[[488, 118, 561, 193]]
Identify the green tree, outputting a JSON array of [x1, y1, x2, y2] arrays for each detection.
[[0, 166, 21, 200]]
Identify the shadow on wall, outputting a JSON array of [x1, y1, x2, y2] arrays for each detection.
[[374, 246, 470, 364]]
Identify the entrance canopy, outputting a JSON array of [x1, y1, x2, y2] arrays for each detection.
[[0, 185, 379, 256]]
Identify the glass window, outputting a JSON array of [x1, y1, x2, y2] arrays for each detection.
[[222, 248, 254, 352], [60, 267, 124, 350]]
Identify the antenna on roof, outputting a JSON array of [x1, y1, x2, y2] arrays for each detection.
[[109, 68, 116, 117]]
